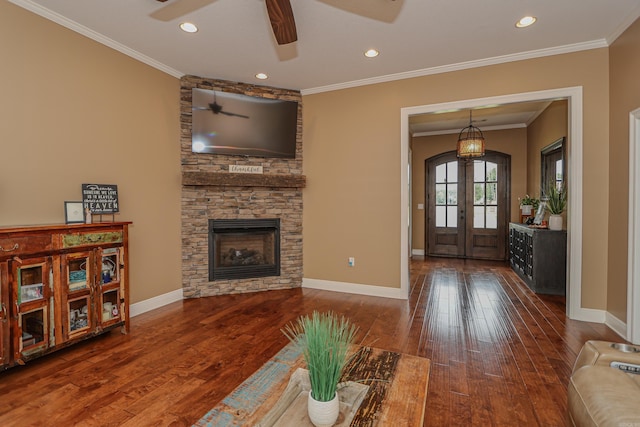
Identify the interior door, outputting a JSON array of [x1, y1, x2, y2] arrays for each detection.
[[427, 151, 510, 260]]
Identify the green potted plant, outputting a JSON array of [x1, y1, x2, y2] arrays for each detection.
[[519, 194, 540, 216], [545, 184, 567, 230], [282, 311, 358, 427]]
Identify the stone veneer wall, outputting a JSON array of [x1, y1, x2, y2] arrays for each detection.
[[180, 75, 304, 297]]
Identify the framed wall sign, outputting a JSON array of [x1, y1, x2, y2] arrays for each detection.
[[82, 184, 119, 214], [64, 201, 85, 224]]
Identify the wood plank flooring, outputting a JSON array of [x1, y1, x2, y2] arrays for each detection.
[[0, 257, 624, 426]]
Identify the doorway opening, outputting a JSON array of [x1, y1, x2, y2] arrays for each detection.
[[401, 87, 585, 320]]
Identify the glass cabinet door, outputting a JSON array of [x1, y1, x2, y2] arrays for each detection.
[[100, 248, 119, 286], [100, 289, 121, 324], [98, 247, 123, 326], [66, 252, 91, 293], [13, 258, 52, 359], [68, 295, 91, 337], [61, 251, 93, 341]]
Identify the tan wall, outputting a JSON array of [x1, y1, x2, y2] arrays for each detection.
[[410, 128, 527, 252], [0, 2, 182, 303], [526, 100, 569, 228], [608, 18, 640, 321], [303, 49, 609, 308], [526, 100, 569, 197]]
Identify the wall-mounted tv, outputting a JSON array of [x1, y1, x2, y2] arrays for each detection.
[[191, 88, 298, 158]]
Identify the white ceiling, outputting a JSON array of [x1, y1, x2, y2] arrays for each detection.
[[10, 0, 640, 95]]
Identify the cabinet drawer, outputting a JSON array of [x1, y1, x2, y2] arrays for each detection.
[[0, 235, 53, 256], [62, 231, 123, 249]]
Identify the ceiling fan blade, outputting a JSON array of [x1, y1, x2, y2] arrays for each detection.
[[265, 0, 298, 45], [220, 111, 250, 119], [151, 0, 217, 22]]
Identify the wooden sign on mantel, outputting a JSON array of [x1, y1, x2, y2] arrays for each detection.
[[229, 165, 263, 174]]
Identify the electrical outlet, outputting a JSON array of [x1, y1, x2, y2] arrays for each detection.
[[348, 257, 355, 267]]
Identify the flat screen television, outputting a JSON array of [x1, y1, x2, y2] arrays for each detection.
[[191, 88, 298, 158]]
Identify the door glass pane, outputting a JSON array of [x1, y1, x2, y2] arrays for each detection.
[[474, 183, 484, 205], [486, 206, 498, 229], [446, 161, 457, 183], [447, 184, 458, 205], [435, 184, 446, 205], [474, 161, 485, 182], [447, 206, 457, 228], [436, 206, 446, 227], [473, 206, 485, 228], [486, 162, 498, 181], [486, 183, 498, 205], [435, 164, 446, 182]]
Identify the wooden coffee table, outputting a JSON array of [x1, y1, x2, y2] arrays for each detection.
[[195, 345, 430, 426]]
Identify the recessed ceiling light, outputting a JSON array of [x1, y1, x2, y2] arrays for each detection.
[[364, 49, 379, 58], [516, 16, 537, 28], [255, 73, 268, 80], [180, 22, 198, 33]]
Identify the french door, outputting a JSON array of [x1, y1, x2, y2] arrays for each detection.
[[426, 151, 510, 260]]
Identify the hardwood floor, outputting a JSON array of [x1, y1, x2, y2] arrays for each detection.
[[0, 257, 623, 426]]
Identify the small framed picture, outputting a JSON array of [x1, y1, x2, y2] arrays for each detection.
[[64, 201, 85, 224], [533, 201, 547, 225]]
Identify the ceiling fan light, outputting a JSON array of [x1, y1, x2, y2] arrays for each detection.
[[179, 22, 198, 33]]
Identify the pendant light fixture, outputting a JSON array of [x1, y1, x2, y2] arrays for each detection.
[[457, 110, 486, 159]]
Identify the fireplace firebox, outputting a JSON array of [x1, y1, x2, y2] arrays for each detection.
[[208, 219, 280, 281]]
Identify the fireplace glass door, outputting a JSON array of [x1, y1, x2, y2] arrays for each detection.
[[209, 219, 280, 280]]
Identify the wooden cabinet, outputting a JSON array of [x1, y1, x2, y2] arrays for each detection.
[[509, 223, 566, 295], [0, 222, 130, 369]]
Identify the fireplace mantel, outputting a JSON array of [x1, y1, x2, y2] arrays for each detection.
[[182, 172, 306, 188]]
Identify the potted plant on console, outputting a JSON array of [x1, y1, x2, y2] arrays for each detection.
[[282, 311, 358, 427], [546, 184, 567, 231], [519, 194, 539, 216]]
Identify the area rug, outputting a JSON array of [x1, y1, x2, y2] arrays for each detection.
[[194, 343, 429, 427]]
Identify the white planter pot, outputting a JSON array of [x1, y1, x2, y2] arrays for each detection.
[[308, 391, 340, 427], [520, 204, 533, 215], [548, 214, 563, 231]]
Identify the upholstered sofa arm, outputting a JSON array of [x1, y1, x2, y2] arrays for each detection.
[[568, 365, 640, 426]]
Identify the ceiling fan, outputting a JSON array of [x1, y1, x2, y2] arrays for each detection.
[[192, 92, 250, 119], [153, 0, 402, 46], [155, 0, 297, 45]]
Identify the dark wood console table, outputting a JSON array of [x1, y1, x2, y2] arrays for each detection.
[[509, 222, 567, 295]]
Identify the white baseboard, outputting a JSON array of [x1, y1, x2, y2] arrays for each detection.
[[570, 307, 606, 323], [605, 311, 628, 340], [302, 278, 407, 299], [129, 288, 183, 318], [412, 249, 425, 256]]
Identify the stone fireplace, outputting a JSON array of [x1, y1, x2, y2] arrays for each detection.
[[180, 76, 305, 298]]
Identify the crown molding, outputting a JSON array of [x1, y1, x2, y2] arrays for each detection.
[[301, 39, 608, 95], [412, 123, 526, 138]]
